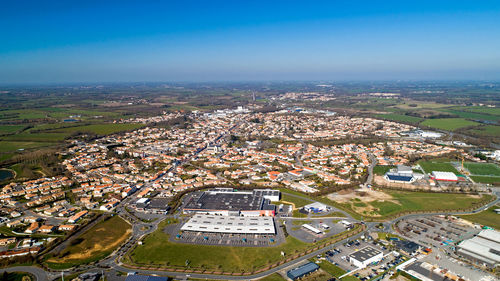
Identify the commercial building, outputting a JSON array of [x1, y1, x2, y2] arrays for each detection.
[[183, 188, 279, 216], [457, 229, 500, 268], [348, 246, 383, 268], [180, 214, 275, 234], [431, 171, 458, 182], [303, 202, 329, 213], [287, 262, 319, 280], [301, 224, 323, 235]]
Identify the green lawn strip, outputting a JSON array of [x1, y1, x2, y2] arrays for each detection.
[[469, 176, 500, 185], [460, 205, 500, 230], [420, 118, 479, 131], [257, 273, 287, 281], [2, 132, 70, 142], [281, 193, 312, 208]]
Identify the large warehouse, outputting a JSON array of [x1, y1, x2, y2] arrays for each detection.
[[457, 229, 500, 268], [180, 214, 275, 234], [431, 171, 458, 182], [183, 188, 280, 216], [348, 246, 384, 268]]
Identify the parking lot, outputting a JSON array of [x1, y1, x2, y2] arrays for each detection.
[[285, 218, 351, 243], [353, 252, 405, 281], [323, 236, 386, 273], [166, 217, 286, 247], [396, 215, 480, 253]]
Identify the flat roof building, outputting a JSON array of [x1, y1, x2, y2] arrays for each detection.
[[303, 202, 329, 213], [183, 188, 279, 216], [431, 171, 458, 182], [457, 229, 500, 268], [180, 214, 275, 234], [287, 262, 319, 280], [348, 246, 383, 268]]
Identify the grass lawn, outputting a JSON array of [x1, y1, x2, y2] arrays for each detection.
[[281, 193, 311, 208], [460, 206, 500, 230], [317, 260, 346, 277], [375, 113, 423, 124], [470, 176, 500, 185], [46, 215, 131, 269], [373, 165, 394, 176], [418, 160, 459, 174], [0, 141, 55, 152], [370, 201, 403, 216], [420, 118, 479, 131], [464, 162, 500, 176], [257, 273, 286, 281]]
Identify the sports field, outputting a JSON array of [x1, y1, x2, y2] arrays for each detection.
[[464, 162, 500, 176], [418, 160, 459, 175], [421, 118, 478, 131], [46, 215, 131, 269], [460, 206, 500, 230]]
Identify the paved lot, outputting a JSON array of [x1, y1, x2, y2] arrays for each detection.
[[165, 217, 287, 247], [285, 218, 348, 243], [396, 215, 480, 252], [324, 238, 385, 273]]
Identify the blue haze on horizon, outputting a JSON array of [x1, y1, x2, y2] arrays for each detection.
[[1, 0, 500, 83]]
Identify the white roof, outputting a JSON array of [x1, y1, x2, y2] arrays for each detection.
[[302, 224, 323, 234], [431, 171, 458, 181], [136, 198, 149, 204], [478, 229, 500, 242], [181, 214, 275, 234], [458, 229, 500, 264], [304, 202, 329, 210]]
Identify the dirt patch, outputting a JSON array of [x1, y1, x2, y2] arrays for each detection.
[[48, 228, 131, 263], [327, 187, 395, 204]]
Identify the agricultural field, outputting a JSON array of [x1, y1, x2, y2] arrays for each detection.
[[420, 118, 479, 131], [0, 125, 26, 134], [418, 160, 460, 175], [0, 141, 55, 153], [46, 123, 144, 135], [45, 215, 131, 269], [460, 205, 500, 230], [375, 113, 422, 124], [467, 125, 500, 137]]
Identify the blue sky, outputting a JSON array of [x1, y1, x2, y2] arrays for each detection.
[[1, 1, 500, 83]]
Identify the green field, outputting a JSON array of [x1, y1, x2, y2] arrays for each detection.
[[375, 113, 423, 124], [316, 260, 346, 277], [2, 132, 70, 142], [281, 193, 311, 208], [48, 123, 144, 135], [46, 216, 131, 269], [420, 118, 479, 131], [468, 125, 500, 137], [418, 160, 459, 174], [464, 162, 500, 176], [373, 165, 394, 176], [470, 176, 500, 185], [330, 190, 492, 218], [0, 125, 26, 134], [440, 109, 500, 121], [0, 141, 55, 153], [460, 206, 500, 230]]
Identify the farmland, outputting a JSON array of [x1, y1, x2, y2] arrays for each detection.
[[420, 118, 479, 131]]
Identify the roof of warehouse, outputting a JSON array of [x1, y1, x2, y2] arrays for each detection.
[[180, 214, 275, 234], [348, 246, 383, 262], [287, 262, 319, 279], [125, 275, 168, 281], [386, 173, 413, 182]]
